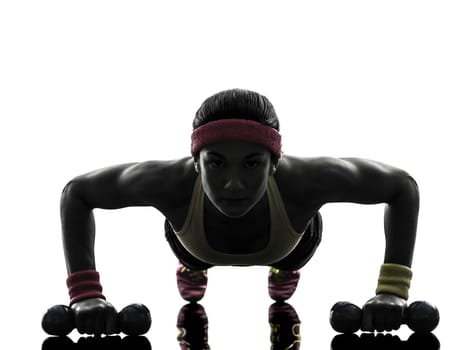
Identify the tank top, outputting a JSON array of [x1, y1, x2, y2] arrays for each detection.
[[172, 175, 304, 266]]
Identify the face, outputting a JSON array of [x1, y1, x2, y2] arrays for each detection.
[[195, 140, 277, 218]]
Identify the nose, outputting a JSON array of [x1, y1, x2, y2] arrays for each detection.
[[223, 169, 245, 192]]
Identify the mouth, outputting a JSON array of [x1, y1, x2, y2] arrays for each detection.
[[221, 197, 248, 204], [221, 197, 248, 202]]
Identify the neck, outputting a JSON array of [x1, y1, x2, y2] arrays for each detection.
[[204, 194, 268, 223]]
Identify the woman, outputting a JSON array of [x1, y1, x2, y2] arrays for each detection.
[[62, 89, 419, 335]]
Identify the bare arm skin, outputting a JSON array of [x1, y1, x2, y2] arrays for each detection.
[[320, 157, 419, 267], [278, 156, 419, 332], [60, 158, 195, 335], [63, 155, 418, 273], [61, 158, 195, 274], [278, 156, 419, 267], [61, 154, 417, 334]]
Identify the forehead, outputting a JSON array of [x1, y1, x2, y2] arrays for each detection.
[[201, 140, 270, 157]]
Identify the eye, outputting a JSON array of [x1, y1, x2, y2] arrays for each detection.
[[245, 160, 260, 169], [209, 159, 224, 168]]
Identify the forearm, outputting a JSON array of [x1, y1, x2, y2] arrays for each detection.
[[61, 181, 97, 274], [383, 176, 419, 267]]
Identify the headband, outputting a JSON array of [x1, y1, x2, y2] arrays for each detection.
[[191, 119, 282, 158]]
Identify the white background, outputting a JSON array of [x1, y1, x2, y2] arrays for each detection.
[[1, 1, 468, 348]]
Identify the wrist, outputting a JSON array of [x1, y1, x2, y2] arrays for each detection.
[[375, 263, 412, 300], [66, 270, 106, 305]]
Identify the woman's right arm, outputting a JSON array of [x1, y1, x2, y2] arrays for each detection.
[[61, 162, 147, 274], [60, 159, 193, 335], [61, 160, 191, 274]]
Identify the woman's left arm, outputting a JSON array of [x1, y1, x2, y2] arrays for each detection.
[[351, 157, 419, 268], [314, 157, 419, 267], [310, 157, 420, 332]]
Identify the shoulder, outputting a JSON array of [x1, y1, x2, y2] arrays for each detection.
[[275, 155, 354, 187], [120, 157, 195, 185], [120, 157, 197, 205], [277, 155, 410, 184], [276, 155, 350, 174], [273, 155, 340, 207], [71, 157, 197, 210], [275, 155, 415, 205]]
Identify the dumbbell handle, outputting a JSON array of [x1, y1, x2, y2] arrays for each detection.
[[42, 303, 151, 336], [396, 306, 415, 325]]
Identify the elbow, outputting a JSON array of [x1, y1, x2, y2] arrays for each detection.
[[393, 172, 420, 207], [61, 178, 79, 203], [404, 173, 419, 197], [61, 177, 92, 210]]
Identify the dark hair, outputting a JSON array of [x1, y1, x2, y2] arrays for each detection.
[[193, 89, 280, 131]]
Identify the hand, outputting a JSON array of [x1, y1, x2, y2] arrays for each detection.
[[71, 297, 118, 336], [361, 293, 407, 332]]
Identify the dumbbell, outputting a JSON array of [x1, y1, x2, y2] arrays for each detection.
[[41, 303, 152, 336], [330, 300, 439, 334]]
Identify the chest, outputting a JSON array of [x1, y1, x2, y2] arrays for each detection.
[[203, 196, 271, 254], [166, 174, 320, 254]]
